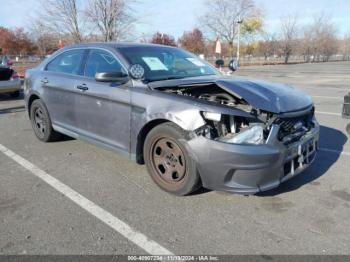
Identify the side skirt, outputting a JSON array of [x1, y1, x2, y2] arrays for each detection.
[[52, 124, 136, 161]]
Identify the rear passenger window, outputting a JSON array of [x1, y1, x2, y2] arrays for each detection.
[[84, 49, 125, 78], [46, 50, 84, 75]]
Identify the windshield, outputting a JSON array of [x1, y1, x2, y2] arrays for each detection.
[[117, 46, 219, 82]]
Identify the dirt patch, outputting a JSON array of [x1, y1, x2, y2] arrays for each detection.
[[261, 197, 295, 213], [332, 190, 350, 202]]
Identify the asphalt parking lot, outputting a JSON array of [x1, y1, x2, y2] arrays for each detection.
[[1, 61, 350, 255]]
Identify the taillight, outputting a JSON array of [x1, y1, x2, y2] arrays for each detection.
[[11, 72, 19, 81]]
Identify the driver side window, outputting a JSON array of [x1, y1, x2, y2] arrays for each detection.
[[84, 49, 125, 78]]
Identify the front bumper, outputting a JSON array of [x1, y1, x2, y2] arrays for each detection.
[[0, 79, 21, 93], [186, 122, 320, 194]]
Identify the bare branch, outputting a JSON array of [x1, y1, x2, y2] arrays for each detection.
[[85, 0, 137, 42], [280, 15, 298, 63], [302, 14, 338, 62], [199, 0, 260, 57], [37, 0, 84, 43]]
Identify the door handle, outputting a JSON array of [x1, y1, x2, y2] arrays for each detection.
[[76, 84, 89, 91], [41, 78, 49, 84]]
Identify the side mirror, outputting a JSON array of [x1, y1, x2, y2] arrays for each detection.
[[95, 72, 129, 84]]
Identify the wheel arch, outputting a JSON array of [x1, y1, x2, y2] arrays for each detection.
[[136, 119, 173, 164], [27, 94, 41, 117]]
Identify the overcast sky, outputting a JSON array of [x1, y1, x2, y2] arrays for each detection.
[[0, 0, 349, 38]]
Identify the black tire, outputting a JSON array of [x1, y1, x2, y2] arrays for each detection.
[[143, 122, 201, 196], [30, 99, 61, 142], [10, 91, 20, 98], [347, 123, 350, 135]]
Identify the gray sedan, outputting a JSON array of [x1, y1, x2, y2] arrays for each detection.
[[24, 43, 319, 195]]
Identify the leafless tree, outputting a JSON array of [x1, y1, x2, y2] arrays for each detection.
[[280, 15, 298, 63], [37, 0, 84, 43], [85, 0, 136, 42], [200, 0, 258, 57], [256, 32, 278, 60], [29, 20, 60, 56], [340, 34, 350, 61], [302, 14, 338, 62]]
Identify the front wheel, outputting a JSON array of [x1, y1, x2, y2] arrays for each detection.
[[143, 122, 201, 196], [30, 99, 61, 142]]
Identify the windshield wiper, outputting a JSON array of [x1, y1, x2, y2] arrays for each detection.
[[145, 74, 218, 83], [145, 76, 187, 83]]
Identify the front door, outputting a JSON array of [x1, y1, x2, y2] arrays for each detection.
[[74, 49, 131, 153]]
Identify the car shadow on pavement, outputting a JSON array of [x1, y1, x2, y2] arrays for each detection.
[[0, 105, 26, 115], [56, 135, 75, 142], [0, 92, 26, 115], [257, 125, 347, 197], [189, 187, 212, 196]]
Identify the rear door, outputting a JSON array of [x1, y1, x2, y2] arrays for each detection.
[[41, 49, 85, 130], [74, 48, 131, 153]]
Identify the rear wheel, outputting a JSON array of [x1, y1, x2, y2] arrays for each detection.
[[144, 122, 201, 196], [30, 99, 61, 142]]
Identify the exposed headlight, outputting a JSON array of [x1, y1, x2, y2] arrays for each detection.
[[202, 112, 221, 122], [220, 125, 264, 144], [200, 112, 264, 144]]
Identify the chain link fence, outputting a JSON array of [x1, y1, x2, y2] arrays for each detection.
[[206, 54, 350, 67], [7, 54, 350, 77]]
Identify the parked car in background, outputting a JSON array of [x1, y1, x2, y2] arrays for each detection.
[[342, 93, 350, 134], [28, 55, 41, 63], [0, 55, 14, 66], [0, 55, 21, 97], [25, 43, 319, 195]]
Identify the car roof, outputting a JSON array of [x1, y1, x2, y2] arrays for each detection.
[[63, 42, 177, 50]]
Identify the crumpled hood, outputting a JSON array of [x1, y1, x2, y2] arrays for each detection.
[[216, 78, 313, 113], [149, 76, 313, 114]]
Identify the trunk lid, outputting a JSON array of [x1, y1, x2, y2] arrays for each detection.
[[0, 67, 14, 81]]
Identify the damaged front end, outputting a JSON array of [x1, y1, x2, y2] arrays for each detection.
[[196, 111, 266, 145], [151, 79, 320, 194]]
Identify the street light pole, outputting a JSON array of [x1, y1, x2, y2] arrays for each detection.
[[236, 18, 243, 67]]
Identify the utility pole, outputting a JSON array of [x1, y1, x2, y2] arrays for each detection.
[[236, 18, 243, 66]]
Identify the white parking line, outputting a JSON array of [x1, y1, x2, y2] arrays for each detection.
[[315, 111, 341, 116], [303, 86, 350, 92], [0, 143, 173, 256], [312, 95, 343, 99], [319, 148, 350, 157]]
